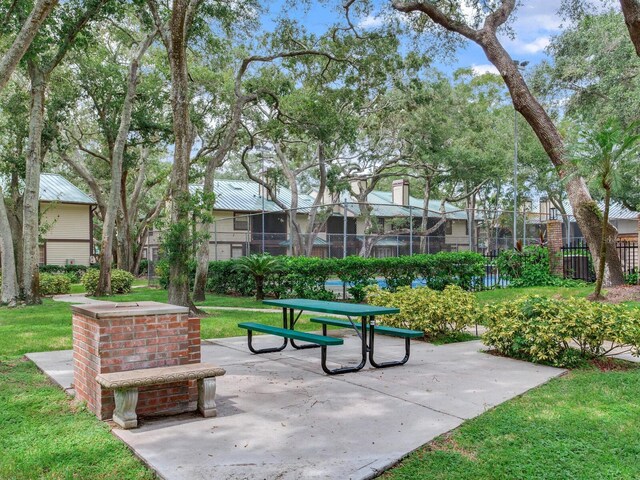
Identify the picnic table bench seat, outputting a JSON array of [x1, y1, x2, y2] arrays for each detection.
[[237, 322, 346, 375], [309, 317, 423, 338], [237, 322, 344, 351], [96, 362, 226, 429], [310, 317, 422, 369]]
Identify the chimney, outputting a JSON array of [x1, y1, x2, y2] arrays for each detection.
[[392, 179, 410, 206]]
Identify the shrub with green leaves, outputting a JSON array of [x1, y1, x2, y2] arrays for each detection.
[[158, 252, 486, 301], [38, 273, 71, 295], [496, 246, 584, 287], [83, 268, 134, 295], [483, 296, 640, 367], [110, 269, 135, 294], [233, 254, 282, 301], [625, 269, 638, 285], [39, 264, 88, 282], [366, 285, 478, 338]]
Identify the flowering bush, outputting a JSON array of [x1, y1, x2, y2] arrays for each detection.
[[483, 296, 640, 367], [366, 285, 478, 337], [83, 269, 134, 295]]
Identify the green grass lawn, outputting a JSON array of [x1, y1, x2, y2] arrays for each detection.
[[93, 286, 278, 309], [1, 286, 639, 479], [382, 365, 640, 480], [475, 285, 640, 311]]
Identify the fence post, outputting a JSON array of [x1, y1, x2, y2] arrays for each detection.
[[409, 205, 413, 256], [637, 214, 640, 284], [547, 219, 564, 276], [343, 199, 347, 259]]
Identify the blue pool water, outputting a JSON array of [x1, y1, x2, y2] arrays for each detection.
[[325, 276, 507, 289]]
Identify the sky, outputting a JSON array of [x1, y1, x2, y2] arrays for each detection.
[[262, 1, 617, 77]]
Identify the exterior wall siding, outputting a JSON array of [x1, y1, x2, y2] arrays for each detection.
[[41, 202, 90, 239], [45, 241, 91, 266], [40, 202, 93, 266]]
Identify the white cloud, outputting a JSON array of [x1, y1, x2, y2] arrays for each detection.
[[471, 64, 499, 75], [358, 14, 384, 29], [519, 36, 551, 54]]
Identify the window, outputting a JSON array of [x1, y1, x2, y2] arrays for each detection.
[[445, 221, 453, 235], [231, 244, 244, 258], [39, 244, 46, 265], [233, 213, 249, 231]]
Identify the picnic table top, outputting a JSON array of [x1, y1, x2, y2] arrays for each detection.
[[262, 298, 400, 316]]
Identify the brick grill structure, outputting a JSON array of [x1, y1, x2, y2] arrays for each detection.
[[72, 302, 200, 420]]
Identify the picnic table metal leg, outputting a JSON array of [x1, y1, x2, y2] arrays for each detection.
[[245, 309, 288, 354], [289, 308, 321, 350], [368, 316, 411, 368], [320, 315, 367, 375]]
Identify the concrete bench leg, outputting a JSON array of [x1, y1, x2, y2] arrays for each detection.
[[113, 388, 139, 429], [197, 377, 218, 417]]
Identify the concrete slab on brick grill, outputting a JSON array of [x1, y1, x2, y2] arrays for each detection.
[[28, 333, 565, 480]]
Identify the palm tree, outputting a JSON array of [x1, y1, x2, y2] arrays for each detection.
[[233, 254, 282, 301], [571, 119, 640, 299]]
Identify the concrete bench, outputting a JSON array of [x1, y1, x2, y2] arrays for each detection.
[[96, 363, 226, 429]]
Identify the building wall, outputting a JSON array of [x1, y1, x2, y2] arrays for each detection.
[[444, 219, 469, 247], [40, 202, 92, 266], [612, 219, 638, 236]]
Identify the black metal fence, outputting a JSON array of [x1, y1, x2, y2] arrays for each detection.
[[562, 240, 638, 282], [480, 250, 509, 290]]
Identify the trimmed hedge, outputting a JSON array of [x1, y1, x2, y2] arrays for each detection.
[[39, 273, 71, 295], [39, 264, 90, 282], [159, 252, 486, 301], [83, 268, 135, 296]]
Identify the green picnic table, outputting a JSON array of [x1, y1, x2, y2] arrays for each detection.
[[238, 298, 422, 375]]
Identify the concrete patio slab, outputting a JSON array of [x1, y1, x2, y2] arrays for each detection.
[[28, 332, 564, 480]]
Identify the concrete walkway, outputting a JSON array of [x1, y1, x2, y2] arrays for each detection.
[[52, 293, 108, 304], [28, 332, 564, 480]]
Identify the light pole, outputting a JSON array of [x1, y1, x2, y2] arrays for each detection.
[[513, 59, 529, 249], [261, 154, 265, 254]]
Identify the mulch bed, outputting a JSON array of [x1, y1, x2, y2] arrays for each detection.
[[601, 285, 640, 304]]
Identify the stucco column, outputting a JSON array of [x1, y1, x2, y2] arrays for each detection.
[[547, 220, 564, 277]]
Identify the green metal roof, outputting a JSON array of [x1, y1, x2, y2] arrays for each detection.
[[339, 190, 467, 220], [39, 174, 96, 204], [1, 173, 96, 204], [190, 180, 316, 213]]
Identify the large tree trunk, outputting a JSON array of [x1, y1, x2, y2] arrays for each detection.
[[0, 190, 19, 306], [8, 173, 24, 288], [22, 64, 46, 304], [0, 0, 58, 91], [593, 185, 612, 299], [166, 0, 197, 308], [620, 0, 640, 57], [303, 143, 329, 256], [95, 34, 151, 295], [193, 168, 214, 302], [392, 0, 625, 286], [480, 32, 625, 285]]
